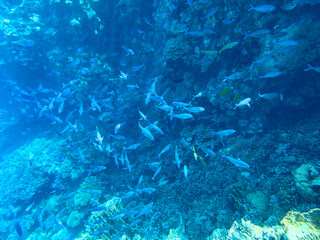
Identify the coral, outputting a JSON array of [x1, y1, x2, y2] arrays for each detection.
[[67, 210, 85, 228], [45, 195, 62, 213], [226, 218, 285, 240], [206, 228, 228, 240], [246, 191, 270, 218], [281, 208, 320, 240], [209, 208, 320, 240], [293, 164, 320, 202], [164, 228, 188, 240], [0, 137, 70, 203], [74, 191, 91, 207], [164, 35, 192, 62], [77, 197, 135, 240]]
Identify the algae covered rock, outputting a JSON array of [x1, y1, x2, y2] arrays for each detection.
[[164, 35, 191, 62], [293, 164, 320, 202], [226, 219, 284, 240], [67, 210, 85, 228], [246, 190, 270, 218]]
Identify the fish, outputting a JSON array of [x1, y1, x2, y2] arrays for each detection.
[[192, 145, 198, 161], [223, 72, 242, 82], [218, 41, 239, 54], [185, 31, 205, 37], [48, 97, 54, 110], [258, 71, 282, 78], [79, 101, 84, 115], [155, 104, 174, 111], [158, 179, 169, 186], [120, 147, 126, 165], [183, 165, 188, 182], [152, 166, 162, 180], [105, 144, 113, 157], [149, 122, 164, 135], [138, 188, 156, 194], [181, 138, 195, 153], [158, 144, 171, 158], [78, 148, 86, 163], [91, 141, 104, 152], [14, 220, 23, 236], [88, 165, 106, 172], [95, 127, 104, 145], [114, 123, 124, 134], [125, 152, 131, 173], [150, 95, 168, 106], [90, 97, 101, 112], [146, 162, 162, 169], [192, 90, 207, 100], [200, 50, 218, 55], [256, 92, 283, 101], [139, 122, 154, 140], [201, 6, 219, 20], [86, 206, 108, 212], [196, 142, 216, 157], [113, 152, 119, 168], [126, 143, 141, 150], [175, 145, 181, 168], [137, 175, 143, 188], [304, 64, 320, 73], [119, 70, 128, 80], [132, 64, 145, 71], [212, 129, 236, 136], [248, 4, 276, 13], [136, 202, 154, 218], [121, 191, 135, 199], [234, 98, 251, 109], [109, 134, 126, 140], [244, 29, 271, 40], [184, 106, 205, 113], [222, 155, 250, 168], [138, 108, 148, 121], [122, 46, 134, 55], [44, 113, 63, 124], [273, 39, 298, 47], [172, 101, 192, 108], [58, 101, 64, 114], [85, 189, 102, 195], [127, 84, 139, 89], [250, 55, 273, 68], [169, 111, 193, 120]]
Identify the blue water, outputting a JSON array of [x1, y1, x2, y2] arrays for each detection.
[[0, 0, 320, 239]]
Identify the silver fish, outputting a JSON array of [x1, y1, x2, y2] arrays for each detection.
[[222, 155, 250, 168]]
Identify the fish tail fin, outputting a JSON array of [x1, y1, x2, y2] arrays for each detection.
[[243, 32, 248, 40], [255, 94, 261, 101], [248, 4, 254, 11], [304, 64, 313, 71]]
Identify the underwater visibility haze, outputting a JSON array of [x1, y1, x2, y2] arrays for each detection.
[[1, 0, 320, 239]]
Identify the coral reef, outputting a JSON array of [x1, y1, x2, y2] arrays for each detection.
[[208, 208, 320, 240], [77, 197, 135, 240], [294, 164, 320, 202]]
